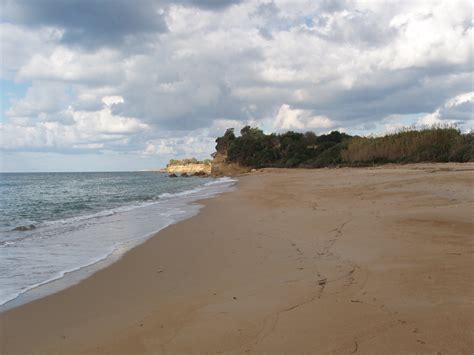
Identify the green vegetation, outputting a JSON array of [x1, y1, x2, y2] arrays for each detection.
[[215, 126, 473, 168], [167, 158, 212, 167], [342, 127, 473, 164]]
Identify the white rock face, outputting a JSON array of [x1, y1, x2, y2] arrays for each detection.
[[166, 164, 211, 175]]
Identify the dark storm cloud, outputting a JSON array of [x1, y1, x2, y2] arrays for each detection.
[[295, 66, 472, 126], [1, 0, 167, 47], [0, 0, 243, 48], [179, 0, 242, 10], [439, 100, 473, 123]]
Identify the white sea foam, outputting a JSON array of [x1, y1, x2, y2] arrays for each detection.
[[0, 176, 237, 309]]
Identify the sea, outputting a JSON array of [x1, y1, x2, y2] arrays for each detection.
[[0, 172, 236, 310]]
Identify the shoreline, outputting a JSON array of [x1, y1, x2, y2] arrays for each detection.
[[0, 176, 237, 312], [1, 164, 473, 354]]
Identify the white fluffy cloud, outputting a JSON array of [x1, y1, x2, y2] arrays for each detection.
[[1, 95, 148, 150], [446, 92, 474, 109], [0, 23, 62, 79], [17, 47, 125, 85], [0, 0, 472, 171], [418, 91, 474, 130], [274, 104, 334, 131]]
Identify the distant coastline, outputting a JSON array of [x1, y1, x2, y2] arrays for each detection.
[[158, 126, 473, 178]]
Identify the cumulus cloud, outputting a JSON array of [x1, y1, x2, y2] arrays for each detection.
[[274, 104, 334, 131], [17, 47, 125, 85], [6, 82, 72, 119], [1, 95, 148, 151], [141, 134, 215, 161], [0, 23, 61, 79], [0, 0, 472, 170], [418, 91, 474, 130]]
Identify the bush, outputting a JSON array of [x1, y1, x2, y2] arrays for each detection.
[[214, 126, 473, 169], [167, 158, 209, 167], [341, 127, 469, 164]]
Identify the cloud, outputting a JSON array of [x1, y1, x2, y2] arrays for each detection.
[[1, 0, 168, 48], [417, 111, 450, 127], [418, 91, 474, 130], [6, 81, 73, 119], [179, 0, 242, 10], [1, 95, 148, 151], [0, 22, 60, 79], [143, 141, 176, 155], [141, 134, 215, 160], [274, 104, 334, 132], [0, 0, 242, 49], [0, 0, 473, 171], [16, 47, 125, 85]]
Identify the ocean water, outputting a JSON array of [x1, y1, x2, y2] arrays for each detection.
[[0, 172, 236, 309]]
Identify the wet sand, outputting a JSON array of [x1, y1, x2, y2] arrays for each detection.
[[1, 164, 473, 354]]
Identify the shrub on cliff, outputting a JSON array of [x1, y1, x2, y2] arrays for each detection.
[[167, 158, 209, 167], [215, 128, 236, 154], [216, 126, 350, 168]]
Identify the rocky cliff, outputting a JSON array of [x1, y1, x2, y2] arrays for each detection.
[[166, 163, 211, 175], [211, 153, 251, 176]]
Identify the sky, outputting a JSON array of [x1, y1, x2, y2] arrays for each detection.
[[0, 0, 472, 172]]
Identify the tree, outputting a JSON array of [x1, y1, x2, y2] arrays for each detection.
[[215, 128, 236, 154]]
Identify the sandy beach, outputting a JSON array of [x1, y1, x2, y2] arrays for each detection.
[[1, 164, 473, 354]]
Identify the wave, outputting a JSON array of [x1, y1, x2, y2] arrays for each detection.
[[0, 176, 237, 308], [204, 176, 238, 186], [0, 245, 117, 307], [0, 241, 15, 248], [47, 177, 235, 227], [159, 177, 236, 198]]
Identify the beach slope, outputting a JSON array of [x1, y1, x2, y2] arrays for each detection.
[[1, 164, 473, 354]]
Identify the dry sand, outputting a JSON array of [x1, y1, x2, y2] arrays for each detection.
[[1, 164, 473, 354]]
